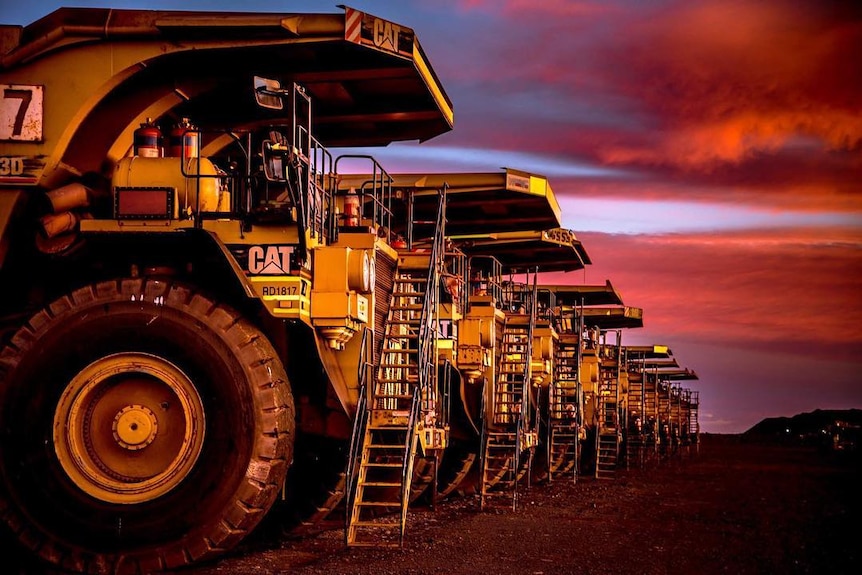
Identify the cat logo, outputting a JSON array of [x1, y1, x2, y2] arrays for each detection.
[[372, 18, 401, 52], [248, 245, 293, 275]]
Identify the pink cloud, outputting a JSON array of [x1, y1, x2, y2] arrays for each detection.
[[563, 229, 862, 360], [452, 0, 614, 17]]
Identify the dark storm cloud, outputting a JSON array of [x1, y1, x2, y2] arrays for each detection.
[[438, 0, 862, 209]]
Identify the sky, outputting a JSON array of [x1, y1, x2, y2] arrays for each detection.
[[3, 1, 861, 433]]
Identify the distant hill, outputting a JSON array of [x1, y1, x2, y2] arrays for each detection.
[[744, 409, 862, 448]]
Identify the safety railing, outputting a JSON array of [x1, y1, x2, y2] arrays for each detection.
[[333, 154, 394, 239]]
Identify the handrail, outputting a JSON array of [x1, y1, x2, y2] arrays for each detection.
[[465, 255, 503, 309], [523, 270, 538, 433], [333, 154, 394, 238], [399, 384, 421, 544], [439, 359, 454, 430], [357, 326, 374, 391], [344, 383, 368, 539], [417, 184, 446, 418]]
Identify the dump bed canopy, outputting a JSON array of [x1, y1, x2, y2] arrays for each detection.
[[336, 169, 584, 273], [581, 306, 644, 330], [638, 358, 680, 369], [624, 344, 673, 359], [338, 169, 562, 236], [542, 280, 623, 307], [0, 6, 453, 187], [459, 228, 589, 273], [654, 368, 699, 381]]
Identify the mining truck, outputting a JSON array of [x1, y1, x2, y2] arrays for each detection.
[[565, 303, 644, 478], [623, 344, 674, 467], [337, 171, 592, 508], [627, 349, 698, 462], [536, 281, 628, 482], [654, 366, 699, 458], [0, 6, 456, 570]]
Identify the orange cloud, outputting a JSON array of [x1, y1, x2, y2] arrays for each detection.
[[431, 0, 862, 211], [596, 2, 862, 170]]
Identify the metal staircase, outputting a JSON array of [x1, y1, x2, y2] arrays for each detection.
[[345, 192, 445, 547], [657, 380, 671, 459], [669, 383, 682, 457], [547, 330, 581, 482], [689, 390, 700, 455], [596, 338, 621, 479], [625, 361, 646, 470], [643, 374, 659, 462], [480, 282, 537, 510]]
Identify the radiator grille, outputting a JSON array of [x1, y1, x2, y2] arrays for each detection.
[[374, 250, 397, 366]]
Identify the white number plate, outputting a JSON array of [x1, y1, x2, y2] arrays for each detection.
[[1, 84, 43, 142]]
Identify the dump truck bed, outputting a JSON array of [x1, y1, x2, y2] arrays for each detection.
[[542, 280, 624, 306], [638, 358, 680, 369], [337, 169, 584, 273], [581, 306, 644, 330], [338, 169, 562, 236], [0, 6, 453, 187], [625, 344, 673, 358], [459, 228, 589, 273], [654, 367, 699, 381]]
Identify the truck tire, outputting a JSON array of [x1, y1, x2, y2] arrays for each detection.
[[0, 278, 294, 574]]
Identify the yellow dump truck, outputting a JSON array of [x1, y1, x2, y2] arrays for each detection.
[[0, 6, 704, 571], [339, 171, 591, 509], [0, 6, 456, 570]]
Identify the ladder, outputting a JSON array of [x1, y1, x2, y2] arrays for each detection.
[[345, 271, 424, 546], [480, 279, 538, 509], [547, 337, 580, 482], [625, 372, 645, 470], [670, 384, 682, 457], [657, 381, 671, 459], [345, 190, 446, 547], [596, 341, 620, 479], [643, 375, 659, 462], [480, 322, 529, 510], [689, 390, 700, 455]]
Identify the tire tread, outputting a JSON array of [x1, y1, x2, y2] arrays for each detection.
[[0, 278, 295, 573]]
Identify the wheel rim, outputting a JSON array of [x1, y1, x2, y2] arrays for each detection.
[[53, 352, 206, 504]]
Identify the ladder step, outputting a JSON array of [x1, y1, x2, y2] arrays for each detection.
[[357, 481, 402, 488], [350, 521, 401, 528], [363, 462, 403, 468]]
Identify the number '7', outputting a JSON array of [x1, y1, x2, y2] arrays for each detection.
[[4, 89, 32, 137]]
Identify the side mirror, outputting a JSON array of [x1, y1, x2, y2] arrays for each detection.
[[254, 76, 284, 110]]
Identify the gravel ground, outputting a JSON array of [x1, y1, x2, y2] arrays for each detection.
[[8, 435, 859, 574], [186, 435, 860, 575]]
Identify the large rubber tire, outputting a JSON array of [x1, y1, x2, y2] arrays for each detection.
[[435, 440, 478, 499], [0, 278, 294, 574]]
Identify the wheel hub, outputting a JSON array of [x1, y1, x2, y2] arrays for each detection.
[[113, 404, 158, 450], [53, 353, 206, 504]]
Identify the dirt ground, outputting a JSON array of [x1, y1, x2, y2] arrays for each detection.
[[8, 435, 860, 574]]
